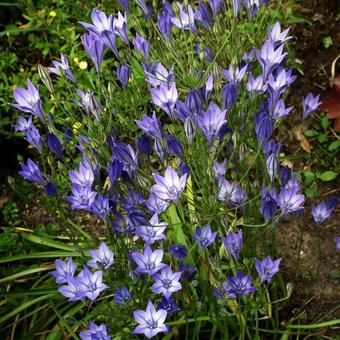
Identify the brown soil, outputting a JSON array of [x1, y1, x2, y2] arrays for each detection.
[[277, 0, 340, 330]]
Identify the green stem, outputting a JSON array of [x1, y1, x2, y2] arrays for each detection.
[[166, 316, 214, 326]]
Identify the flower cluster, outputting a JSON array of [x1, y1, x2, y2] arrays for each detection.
[[11, 1, 338, 339], [51, 243, 113, 301]]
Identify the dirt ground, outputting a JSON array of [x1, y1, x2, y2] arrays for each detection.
[[277, 0, 340, 327]]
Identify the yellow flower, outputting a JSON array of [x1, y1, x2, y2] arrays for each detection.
[[49, 11, 57, 18], [79, 61, 88, 70], [72, 122, 82, 134], [73, 57, 79, 65]]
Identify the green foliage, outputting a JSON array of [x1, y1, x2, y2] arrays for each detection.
[[302, 112, 339, 198], [0, 0, 117, 137], [0, 1, 338, 339]]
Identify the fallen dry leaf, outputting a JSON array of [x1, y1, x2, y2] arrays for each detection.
[[281, 159, 294, 169], [294, 125, 312, 153], [321, 58, 340, 131], [320, 74, 340, 131]]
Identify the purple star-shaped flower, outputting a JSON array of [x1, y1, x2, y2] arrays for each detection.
[[81, 32, 104, 72], [157, 296, 180, 316], [65, 184, 97, 211], [311, 197, 338, 225], [151, 166, 187, 203], [277, 187, 304, 215], [19, 159, 45, 185], [145, 193, 169, 214], [79, 321, 111, 340], [133, 34, 149, 58], [152, 266, 182, 298], [14, 115, 33, 132], [193, 225, 218, 249], [133, 300, 168, 338], [302, 93, 321, 119], [77, 267, 108, 301], [132, 246, 166, 276], [113, 11, 128, 44], [50, 257, 77, 284], [113, 287, 131, 305], [80, 8, 118, 57], [69, 157, 94, 187], [135, 112, 163, 140], [87, 242, 114, 270], [150, 82, 178, 120], [48, 53, 76, 83], [254, 40, 287, 79], [171, 3, 196, 31], [134, 214, 167, 244], [197, 101, 226, 144], [268, 22, 291, 45], [223, 270, 256, 298], [58, 276, 86, 302], [255, 256, 281, 283], [90, 194, 110, 220], [221, 230, 243, 260], [9, 80, 45, 121]]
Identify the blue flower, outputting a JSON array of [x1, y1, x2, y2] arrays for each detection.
[[25, 127, 42, 152], [80, 9, 118, 57], [150, 82, 178, 120], [145, 193, 169, 214], [50, 257, 77, 284], [113, 12, 128, 44], [171, 3, 196, 31], [157, 296, 179, 316], [254, 40, 287, 79], [9, 80, 45, 121], [48, 53, 76, 83], [132, 246, 166, 276], [255, 256, 281, 283], [19, 159, 46, 185], [277, 187, 304, 215], [81, 32, 104, 72], [302, 93, 321, 119], [133, 34, 149, 58], [169, 244, 188, 261], [268, 22, 292, 45], [158, 12, 172, 40], [65, 184, 97, 210], [87, 242, 114, 270], [135, 112, 163, 140], [311, 197, 338, 225], [91, 194, 110, 220], [76, 267, 108, 301], [221, 230, 243, 260], [152, 266, 182, 298], [260, 186, 277, 223], [197, 101, 226, 144], [116, 64, 130, 87], [134, 214, 167, 244], [213, 160, 226, 179], [133, 300, 168, 338], [69, 157, 94, 187], [14, 115, 33, 132], [223, 270, 256, 298], [113, 287, 131, 305], [46, 133, 63, 159], [193, 225, 218, 249], [151, 166, 187, 203], [58, 276, 86, 302], [79, 321, 111, 340]]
